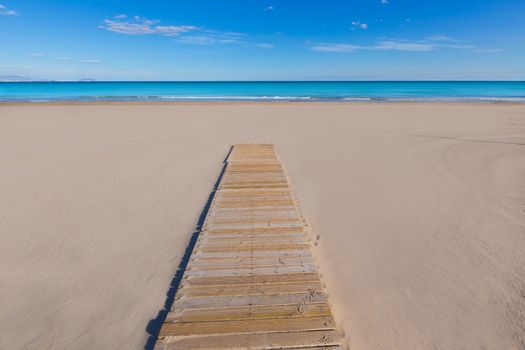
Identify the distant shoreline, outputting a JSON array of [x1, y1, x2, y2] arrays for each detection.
[[2, 100, 525, 106], [1, 81, 523, 103], [2, 80, 524, 82]]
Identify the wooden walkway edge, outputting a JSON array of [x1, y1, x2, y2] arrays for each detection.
[[155, 144, 342, 349]]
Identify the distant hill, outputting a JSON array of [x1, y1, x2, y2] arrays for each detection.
[[0, 76, 98, 82], [0, 75, 36, 82]]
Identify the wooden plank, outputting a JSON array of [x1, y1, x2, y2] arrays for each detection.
[[189, 256, 314, 268], [215, 203, 295, 209], [172, 292, 328, 311], [202, 232, 307, 240], [184, 264, 317, 278], [166, 302, 332, 323], [210, 208, 300, 216], [201, 239, 309, 247], [188, 263, 316, 272], [160, 315, 336, 337], [220, 185, 289, 189], [181, 273, 319, 287], [159, 330, 341, 349], [192, 250, 314, 259], [205, 223, 305, 230], [216, 191, 292, 198], [177, 281, 323, 297], [197, 243, 310, 253], [181, 272, 320, 287], [208, 213, 302, 219], [204, 227, 304, 235]]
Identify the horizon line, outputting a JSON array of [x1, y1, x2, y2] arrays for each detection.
[[2, 80, 525, 83]]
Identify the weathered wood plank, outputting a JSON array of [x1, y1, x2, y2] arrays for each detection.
[[202, 232, 307, 241], [201, 235, 307, 243], [187, 263, 316, 273], [172, 292, 328, 312], [166, 302, 332, 323], [192, 249, 314, 260], [203, 227, 304, 235], [160, 315, 336, 337], [210, 209, 300, 216], [176, 281, 323, 297], [159, 330, 342, 349], [189, 256, 314, 268], [180, 272, 321, 287], [204, 223, 305, 230], [196, 243, 310, 253], [184, 264, 317, 278]]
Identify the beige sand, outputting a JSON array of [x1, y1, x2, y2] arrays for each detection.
[[1, 102, 524, 350]]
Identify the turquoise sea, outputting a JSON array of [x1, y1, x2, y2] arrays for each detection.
[[0, 81, 524, 102]]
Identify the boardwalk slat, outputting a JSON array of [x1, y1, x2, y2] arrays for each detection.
[[189, 256, 315, 268], [189, 261, 315, 270], [204, 227, 305, 235], [197, 243, 310, 253], [166, 302, 332, 322], [177, 281, 323, 297], [192, 250, 314, 259], [184, 265, 317, 278], [160, 316, 336, 337], [158, 330, 341, 349], [202, 236, 308, 245], [166, 302, 332, 323], [172, 292, 328, 311], [181, 272, 321, 287]]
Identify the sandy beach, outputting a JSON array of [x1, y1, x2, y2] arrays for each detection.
[[1, 102, 524, 350]]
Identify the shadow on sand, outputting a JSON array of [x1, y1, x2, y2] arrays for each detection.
[[143, 146, 233, 350]]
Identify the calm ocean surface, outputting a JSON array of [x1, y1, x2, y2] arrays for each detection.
[[1, 81, 524, 102]]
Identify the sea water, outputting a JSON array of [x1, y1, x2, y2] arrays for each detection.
[[0, 81, 524, 102]]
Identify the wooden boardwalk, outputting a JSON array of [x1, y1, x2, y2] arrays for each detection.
[[155, 144, 342, 349]]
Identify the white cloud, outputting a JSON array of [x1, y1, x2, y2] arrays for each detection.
[[440, 43, 476, 50], [473, 48, 502, 53], [30, 53, 44, 57], [425, 35, 481, 50], [312, 37, 496, 53], [0, 4, 18, 16], [264, 6, 275, 11], [100, 16, 197, 36], [311, 44, 361, 52], [100, 15, 245, 46], [427, 35, 495, 50], [427, 35, 457, 42], [56, 56, 71, 60], [373, 40, 435, 51], [256, 43, 274, 49], [176, 30, 244, 45], [312, 40, 441, 52], [351, 21, 368, 30], [176, 36, 228, 45], [80, 60, 101, 64]]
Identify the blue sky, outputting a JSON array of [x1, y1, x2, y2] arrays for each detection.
[[1, 0, 524, 80]]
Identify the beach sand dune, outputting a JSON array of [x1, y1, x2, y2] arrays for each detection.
[[1, 103, 524, 349]]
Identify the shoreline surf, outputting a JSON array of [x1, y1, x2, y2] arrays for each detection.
[[1, 81, 524, 103]]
